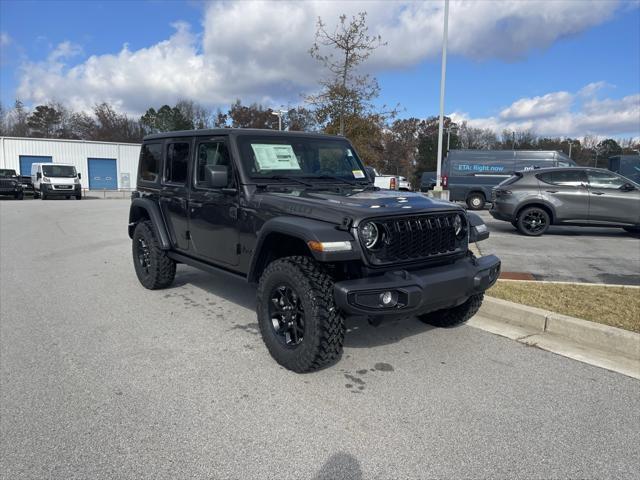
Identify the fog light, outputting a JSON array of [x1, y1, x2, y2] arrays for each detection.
[[379, 291, 398, 307]]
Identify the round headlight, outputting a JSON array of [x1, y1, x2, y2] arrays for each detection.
[[361, 222, 379, 249], [453, 214, 464, 237]]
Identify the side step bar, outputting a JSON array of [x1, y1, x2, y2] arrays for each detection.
[[167, 251, 247, 280]]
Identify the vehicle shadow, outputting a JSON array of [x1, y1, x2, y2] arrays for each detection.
[[312, 452, 363, 480], [170, 266, 437, 349]]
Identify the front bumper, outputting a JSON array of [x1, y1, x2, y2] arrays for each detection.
[[42, 184, 81, 196], [334, 255, 500, 318]]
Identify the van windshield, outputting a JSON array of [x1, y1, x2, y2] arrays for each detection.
[[42, 165, 77, 178]]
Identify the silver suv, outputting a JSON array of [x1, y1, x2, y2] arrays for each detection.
[[490, 167, 640, 236]]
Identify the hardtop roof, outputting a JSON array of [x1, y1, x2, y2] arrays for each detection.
[[143, 128, 346, 142]]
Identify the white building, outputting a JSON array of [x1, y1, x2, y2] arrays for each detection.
[[0, 136, 141, 190]]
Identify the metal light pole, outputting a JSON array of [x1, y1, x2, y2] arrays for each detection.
[[434, 0, 449, 193], [446, 125, 457, 152], [271, 110, 286, 131], [568, 140, 573, 159]]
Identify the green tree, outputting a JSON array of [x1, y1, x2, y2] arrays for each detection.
[[227, 100, 279, 129], [27, 104, 63, 137], [140, 104, 193, 135]]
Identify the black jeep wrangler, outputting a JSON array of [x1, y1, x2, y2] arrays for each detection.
[[0, 169, 24, 200], [128, 129, 500, 372]]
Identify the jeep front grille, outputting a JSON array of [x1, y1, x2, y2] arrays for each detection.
[[360, 212, 464, 265]]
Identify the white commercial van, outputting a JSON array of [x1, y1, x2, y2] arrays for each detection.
[[31, 163, 82, 200]]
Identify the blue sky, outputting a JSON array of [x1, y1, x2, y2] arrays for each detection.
[[1, 0, 639, 138]]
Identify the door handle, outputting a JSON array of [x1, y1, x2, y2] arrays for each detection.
[[592, 191, 605, 195], [229, 206, 238, 220], [545, 190, 558, 193]]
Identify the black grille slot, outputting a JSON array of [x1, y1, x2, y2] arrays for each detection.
[[365, 212, 461, 264]]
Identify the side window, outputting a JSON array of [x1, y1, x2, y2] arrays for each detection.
[[165, 142, 190, 184], [588, 171, 626, 189], [195, 141, 232, 187], [139, 143, 162, 182], [538, 170, 585, 186]]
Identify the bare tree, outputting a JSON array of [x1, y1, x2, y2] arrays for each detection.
[[307, 12, 386, 135]]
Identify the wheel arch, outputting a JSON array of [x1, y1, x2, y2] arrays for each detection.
[[248, 217, 359, 283], [128, 197, 171, 249], [515, 201, 556, 224]]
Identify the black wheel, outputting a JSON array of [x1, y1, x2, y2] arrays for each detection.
[[257, 256, 345, 373], [15, 192, 24, 200], [65, 195, 70, 199], [132, 220, 176, 289], [517, 206, 550, 236], [75, 194, 82, 200], [418, 293, 484, 328], [40, 191, 47, 200], [33, 191, 39, 199], [623, 226, 640, 235], [466, 193, 486, 210]]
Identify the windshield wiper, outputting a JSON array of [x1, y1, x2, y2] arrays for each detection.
[[260, 175, 315, 187]]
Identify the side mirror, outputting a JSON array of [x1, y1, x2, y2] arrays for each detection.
[[36, 172, 42, 179], [620, 183, 636, 192], [78, 173, 82, 179], [205, 164, 229, 188], [364, 166, 376, 182]]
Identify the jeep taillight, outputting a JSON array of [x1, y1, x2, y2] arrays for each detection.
[[390, 177, 397, 190], [442, 175, 448, 188]]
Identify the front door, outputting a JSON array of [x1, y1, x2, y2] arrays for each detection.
[[188, 138, 240, 267], [160, 139, 191, 251], [536, 170, 589, 222], [586, 170, 640, 225]]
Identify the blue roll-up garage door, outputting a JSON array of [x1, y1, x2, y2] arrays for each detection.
[[88, 158, 118, 190], [20, 155, 52, 175]]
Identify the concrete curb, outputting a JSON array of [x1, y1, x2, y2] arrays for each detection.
[[468, 296, 640, 379]]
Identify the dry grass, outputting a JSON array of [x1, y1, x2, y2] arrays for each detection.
[[488, 281, 640, 333]]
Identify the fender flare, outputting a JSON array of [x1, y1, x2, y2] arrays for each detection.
[[128, 197, 171, 249], [248, 217, 359, 283]]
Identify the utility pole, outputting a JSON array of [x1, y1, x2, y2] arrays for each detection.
[[434, 0, 449, 196], [568, 140, 573, 159], [446, 125, 457, 152]]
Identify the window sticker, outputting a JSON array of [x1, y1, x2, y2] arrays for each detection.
[[251, 144, 301, 171], [352, 170, 365, 178]]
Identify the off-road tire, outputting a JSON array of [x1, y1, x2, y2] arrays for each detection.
[[466, 193, 486, 210], [15, 192, 24, 200], [517, 206, 550, 236], [257, 256, 345, 373], [132, 220, 176, 290], [33, 191, 39, 199], [40, 190, 47, 200], [75, 194, 82, 200], [623, 226, 640, 236], [417, 293, 484, 328]]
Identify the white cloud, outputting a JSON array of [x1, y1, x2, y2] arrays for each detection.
[[0, 32, 10, 47], [452, 86, 640, 138], [14, 0, 622, 114], [48, 41, 83, 63]]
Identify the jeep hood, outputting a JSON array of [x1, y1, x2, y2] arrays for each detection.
[[255, 188, 462, 225]]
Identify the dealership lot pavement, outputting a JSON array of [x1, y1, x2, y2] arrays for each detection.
[[476, 209, 640, 285], [1, 199, 639, 479]]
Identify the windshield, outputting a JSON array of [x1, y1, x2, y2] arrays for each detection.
[[236, 135, 367, 182], [0, 169, 17, 177], [42, 165, 77, 178]]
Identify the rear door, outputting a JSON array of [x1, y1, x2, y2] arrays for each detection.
[[160, 139, 191, 251], [536, 170, 589, 222], [586, 170, 640, 225], [188, 137, 240, 267]]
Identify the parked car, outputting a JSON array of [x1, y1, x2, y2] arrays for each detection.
[[128, 129, 499, 372], [490, 167, 640, 236], [0, 169, 24, 200], [420, 171, 437, 192], [398, 176, 411, 191], [31, 163, 82, 200], [443, 150, 576, 210], [608, 154, 640, 184]]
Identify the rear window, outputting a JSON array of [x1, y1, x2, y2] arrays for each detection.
[[139, 143, 162, 182], [498, 174, 522, 187]]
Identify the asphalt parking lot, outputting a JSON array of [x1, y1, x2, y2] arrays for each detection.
[[1, 199, 640, 479], [475, 209, 640, 285]]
